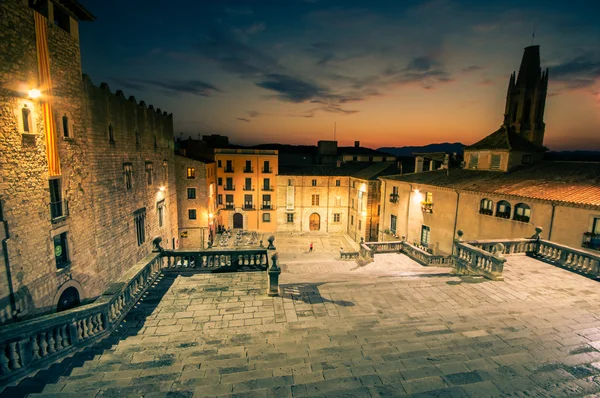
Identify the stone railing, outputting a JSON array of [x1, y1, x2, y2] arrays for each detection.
[[454, 242, 506, 281], [340, 251, 360, 260], [464, 238, 537, 255], [401, 241, 454, 267], [364, 241, 404, 254], [161, 249, 269, 272], [359, 244, 374, 261], [534, 240, 600, 279], [0, 253, 163, 385]]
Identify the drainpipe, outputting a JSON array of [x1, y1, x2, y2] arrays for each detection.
[[380, 180, 386, 241], [451, 190, 460, 255], [0, 199, 17, 322], [548, 202, 556, 241], [405, 183, 412, 242], [326, 177, 330, 232]]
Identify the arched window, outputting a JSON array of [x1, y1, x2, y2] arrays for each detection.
[[62, 115, 69, 137], [108, 124, 115, 142], [496, 200, 511, 219], [22, 105, 32, 133], [514, 203, 531, 223], [479, 198, 493, 215]]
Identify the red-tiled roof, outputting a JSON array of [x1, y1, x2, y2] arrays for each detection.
[[465, 125, 547, 152], [380, 162, 600, 207]]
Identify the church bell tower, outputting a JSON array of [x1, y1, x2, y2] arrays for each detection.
[[503, 45, 549, 147]]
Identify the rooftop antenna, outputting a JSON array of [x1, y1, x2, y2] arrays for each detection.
[[531, 23, 536, 45], [333, 122, 336, 141]]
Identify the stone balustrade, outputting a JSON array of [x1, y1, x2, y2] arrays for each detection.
[[454, 242, 506, 281], [534, 240, 600, 279], [401, 241, 454, 267], [464, 238, 537, 255], [0, 253, 163, 385], [364, 241, 404, 254], [161, 249, 268, 272], [340, 251, 360, 260]]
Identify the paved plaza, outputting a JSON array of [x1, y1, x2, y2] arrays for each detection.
[[5, 249, 600, 397]]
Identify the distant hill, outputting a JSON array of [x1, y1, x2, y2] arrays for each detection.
[[544, 151, 600, 162], [377, 142, 465, 157]]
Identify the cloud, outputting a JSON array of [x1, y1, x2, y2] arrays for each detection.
[[463, 65, 483, 73], [247, 110, 261, 118], [550, 54, 600, 89], [256, 74, 326, 103], [244, 22, 266, 35], [115, 78, 221, 97], [237, 118, 250, 122]]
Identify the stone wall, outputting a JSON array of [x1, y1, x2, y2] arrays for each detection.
[[175, 155, 209, 249], [0, 0, 177, 323]]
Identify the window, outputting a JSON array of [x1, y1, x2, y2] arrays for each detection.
[[52, 5, 70, 32], [188, 209, 197, 220], [390, 186, 399, 203], [288, 179, 293, 186], [187, 167, 195, 179], [225, 178, 234, 190], [263, 213, 271, 223], [244, 194, 253, 209], [514, 203, 531, 223], [358, 220, 362, 231], [425, 192, 433, 203], [245, 178, 252, 190], [522, 154, 532, 164], [49, 178, 66, 221], [468, 154, 478, 169], [312, 194, 319, 206], [62, 115, 69, 138], [145, 162, 153, 186], [245, 160, 252, 172], [421, 225, 430, 247], [135, 130, 140, 146], [217, 160, 222, 168], [583, 218, 600, 250], [218, 177, 222, 186], [594, 218, 600, 235], [351, 215, 354, 225], [22, 105, 32, 133], [217, 194, 222, 205], [134, 209, 146, 246], [263, 178, 271, 190], [287, 213, 294, 223], [496, 200, 511, 219], [108, 124, 115, 142], [263, 161, 270, 173], [352, 181, 356, 188], [225, 160, 233, 172], [187, 188, 196, 199], [312, 179, 317, 186], [390, 215, 397, 234], [480, 198, 493, 215], [262, 194, 271, 209], [54, 232, 69, 269], [335, 180, 340, 186], [123, 163, 133, 190], [377, 205, 380, 216], [157, 200, 165, 228], [333, 213, 340, 222], [490, 154, 501, 170], [225, 194, 234, 209], [352, 198, 355, 209]]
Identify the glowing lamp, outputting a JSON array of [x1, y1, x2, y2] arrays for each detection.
[[159, 186, 166, 192], [28, 89, 41, 99], [414, 189, 420, 194], [209, 213, 213, 218], [361, 211, 367, 217]]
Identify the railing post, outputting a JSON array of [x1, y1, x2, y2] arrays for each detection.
[[268, 253, 281, 297], [529, 226, 543, 256]]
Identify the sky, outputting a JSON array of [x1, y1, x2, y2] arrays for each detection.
[[77, 0, 600, 150]]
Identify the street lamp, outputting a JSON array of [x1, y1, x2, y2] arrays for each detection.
[[28, 89, 41, 99]]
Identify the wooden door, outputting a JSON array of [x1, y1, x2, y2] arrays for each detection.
[[309, 213, 320, 231]]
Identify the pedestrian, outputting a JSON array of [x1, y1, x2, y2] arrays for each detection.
[[309, 242, 313, 252]]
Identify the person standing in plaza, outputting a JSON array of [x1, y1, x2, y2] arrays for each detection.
[[309, 242, 313, 252]]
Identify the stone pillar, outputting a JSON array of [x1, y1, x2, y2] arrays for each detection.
[[415, 156, 424, 173], [268, 253, 281, 297]]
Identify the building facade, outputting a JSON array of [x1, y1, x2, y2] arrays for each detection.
[[0, 0, 177, 324], [213, 149, 278, 232]]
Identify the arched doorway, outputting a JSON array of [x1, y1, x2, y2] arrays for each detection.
[[233, 213, 243, 229], [309, 213, 320, 231], [56, 287, 80, 312]]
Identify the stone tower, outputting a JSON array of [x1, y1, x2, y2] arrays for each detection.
[[503, 45, 549, 147]]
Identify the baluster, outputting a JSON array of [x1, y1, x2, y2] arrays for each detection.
[[583, 257, 590, 272], [97, 313, 105, 331], [31, 336, 41, 360], [60, 325, 69, 347], [47, 330, 56, 354], [0, 345, 9, 373], [8, 342, 21, 369], [78, 320, 86, 339], [39, 332, 48, 357], [54, 327, 63, 350], [167, 255, 172, 268]]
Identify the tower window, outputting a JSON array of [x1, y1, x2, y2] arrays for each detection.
[[134, 208, 146, 246], [123, 163, 133, 190], [145, 162, 153, 186], [335, 180, 340, 186], [108, 124, 115, 142], [53, 5, 71, 33], [53, 232, 69, 269], [187, 167, 195, 179], [188, 209, 197, 220], [62, 115, 69, 137], [312, 179, 317, 186], [22, 105, 32, 133]]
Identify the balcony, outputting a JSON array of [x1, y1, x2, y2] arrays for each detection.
[[262, 186, 274, 191], [262, 168, 272, 174], [582, 232, 600, 251], [243, 204, 255, 210], [479, 208, 493, 216], [261, 204, 272, 210], [513, 214, 530, 223], [224, 168, 234, 173], [223, 185, 235, 191], [225, 204, 235, 210], [421, 202, 433, 213], [243, 185, 254, 191], [243, 168, 253, 173], [389, 193, 398, 203], [50, 200, 69, 222], [495, 212, 511, 219]]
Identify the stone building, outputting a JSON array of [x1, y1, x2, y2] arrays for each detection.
[[379, 45, 600, 255], [213, 148, 278, 232], [175, 155, 215, 249], [0, 0, 177, 324]]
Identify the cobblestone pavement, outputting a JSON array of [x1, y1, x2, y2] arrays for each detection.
[[7, 254, 600, 397]]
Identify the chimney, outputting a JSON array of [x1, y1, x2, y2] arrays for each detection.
[[354, 141, 360, 148]]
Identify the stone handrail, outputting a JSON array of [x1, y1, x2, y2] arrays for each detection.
[[340, 251, 359, 260], [534, 239, 600, 279], [364, 241, 404, 253], [401, 241, 454, 267], [454, 242, 505, 281], [0, 253, 163, 384], [464, 238, 537, 255], [359, 244, 373, 261], [161, 248, 269, 272]]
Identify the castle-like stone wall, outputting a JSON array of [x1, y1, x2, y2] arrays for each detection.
[[0, 0, 177, 323]]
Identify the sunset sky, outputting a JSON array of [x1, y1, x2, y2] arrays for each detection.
[[78, 0, 600, 150]]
